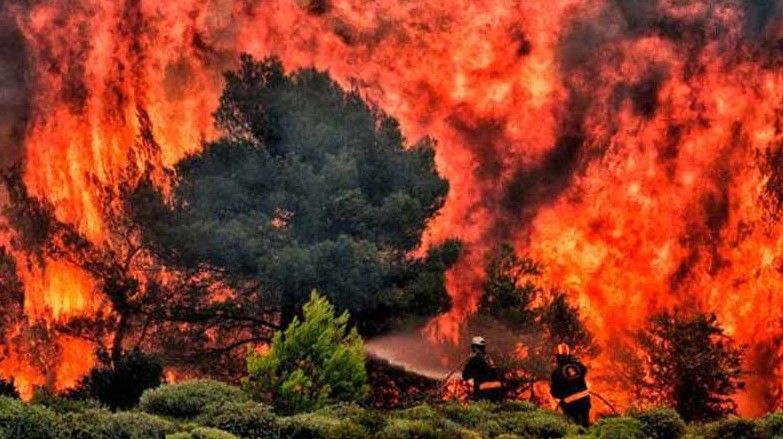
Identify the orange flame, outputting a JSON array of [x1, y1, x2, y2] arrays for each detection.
[[2, 0, 783, 415]]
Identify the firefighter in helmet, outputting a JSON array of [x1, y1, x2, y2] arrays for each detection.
[[462, 336, 504, 402], [550, 343, 591, 427]]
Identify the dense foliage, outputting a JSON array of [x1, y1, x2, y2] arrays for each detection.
[[2, 383, 783, 438], [136, 54, 456, 335], [633, 312, 746, 422], [139, 380, 250, 419], [245, 291, 368, 415]]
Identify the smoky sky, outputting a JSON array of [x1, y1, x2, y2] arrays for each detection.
[[473, 0, 783, 248], [0, 6, 30, 172]]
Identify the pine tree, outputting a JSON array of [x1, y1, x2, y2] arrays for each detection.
[[635, 311, 745, 422], [244, 291, 368, 414]]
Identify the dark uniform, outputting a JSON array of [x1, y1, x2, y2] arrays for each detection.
[[462, 352, 504, 402], [550, 358, 591, 427]]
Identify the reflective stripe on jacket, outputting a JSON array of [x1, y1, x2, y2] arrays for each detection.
[[478, 381, 503, 391], [562, 389, 590, 404]]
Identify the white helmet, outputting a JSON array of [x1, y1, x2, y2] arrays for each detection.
[[471, 336, 487, 347]]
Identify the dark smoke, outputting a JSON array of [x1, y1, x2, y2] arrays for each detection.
[[0, 6, 30, 173]]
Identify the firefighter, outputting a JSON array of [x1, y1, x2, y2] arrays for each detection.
[[461, 336, 504, 402], [550, 343, 591, 427]]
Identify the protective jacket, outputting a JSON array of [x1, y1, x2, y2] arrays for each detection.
[[462, 352, 504, 401], [550, 358, 591, 427]]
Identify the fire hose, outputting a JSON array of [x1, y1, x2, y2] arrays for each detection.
[[587, 391, 619, 415]]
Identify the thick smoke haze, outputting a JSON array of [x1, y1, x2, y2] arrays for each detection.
[[0, 7, 29, 172]]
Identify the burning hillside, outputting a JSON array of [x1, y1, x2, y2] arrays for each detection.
[[2, 0, 783, 416]]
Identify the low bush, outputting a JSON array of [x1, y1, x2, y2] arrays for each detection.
[[31, 388, 102, 414], [588, 416, 647, 439], [395, 404, 443, 422], [107, 411, 176, 437], [140, 380, 249, 419], [279, 413, 367, 439], [375, 419, 454, 439], [315, 404, 387, 432], [498, 411, 575, 438], [0, 397, 57, 439], [757, 412, 783, 438], [441, 402, 505, 437], [629, 407, 686, 439], [497, 401, 538, 413], [699, 417, 763, 439], [190, 427, 240, 439], [166, 428, 240, 439], [56, 409, 175, 439], [198, 400, 277, 439], [441, 402, 497, 428]]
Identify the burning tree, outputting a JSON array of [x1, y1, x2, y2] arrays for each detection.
[[633, 311, 746, 422], [473, 243, 596, 400], [0, 112, 279, 386]]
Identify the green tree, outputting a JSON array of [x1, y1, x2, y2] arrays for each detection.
[[245, 291, 368, 415], [135, 54, 455, 333], [634, 311, 746, 422], [480, 243, 542, 331]]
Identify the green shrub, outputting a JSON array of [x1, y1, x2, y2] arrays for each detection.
[[140, 380, 249, 419], [167, 433, 192, 439], [498, 411, 575, 438], [395, 404, 443, 422], [190, 427, 240, 439], [107, 411, 176, 437], [630, 408, 686, 439], [245, 292, 368, 415], [375, 419, 454, 439], [315, 404, 386, 432], [441, 402, 497, 428], [589, 416, 646, 439], [757, 412, 783, 438], [55, 409, 113, 439], [198, 400, 277, 439], [56, 409, 175, 439], [700, 417, 762, 439], [440, 402, 507, 437], [31, 387, 102, 414], [0, 397, 57, 439], [279, 413, 367, 439], [497, 401, 538, 413]]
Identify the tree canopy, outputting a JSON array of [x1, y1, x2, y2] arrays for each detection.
[[135, 54, 456, 333], [633, 311, 746, 422]]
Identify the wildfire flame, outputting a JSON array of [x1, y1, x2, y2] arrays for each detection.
[[2, 0, 783, 415]]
